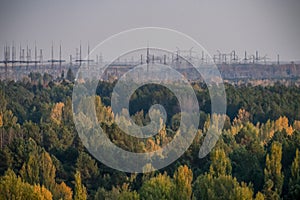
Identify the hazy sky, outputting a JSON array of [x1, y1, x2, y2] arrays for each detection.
[[0, 0, 300, 61]]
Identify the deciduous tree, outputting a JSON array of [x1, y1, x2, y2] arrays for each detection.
[[263, 142, 284, 199], [74, 170, 87, 200]]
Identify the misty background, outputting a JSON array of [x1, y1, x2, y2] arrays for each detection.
[[0, 0, 300, 61]]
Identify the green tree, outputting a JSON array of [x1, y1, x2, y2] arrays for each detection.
[[209, 148, 232, 177], [43, 73, 53, 86], [76, 151, 99, 190], [66, 68, 75, 82], [20, 149, 56, 191], [193, 173, 254, 200], [29, 72, 42, 84], [0, 89, 7, 114], [95, 183, 139, 200], [230, 147, 264, 192], [140, 172, 174, 200], [62, 97, 74, 126], [288, 148, 300, 199], [117, 183, 139, 200]]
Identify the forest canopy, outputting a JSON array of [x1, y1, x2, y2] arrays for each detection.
[[0, 73, 300, 199]]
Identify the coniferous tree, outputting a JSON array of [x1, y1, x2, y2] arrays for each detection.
[[288, 149, 300, 199], [66, 68, 75, 82]]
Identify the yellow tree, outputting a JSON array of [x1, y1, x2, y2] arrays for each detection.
[[274, 116, 293, 136], [117, 183, 139, 200], [233, 108, 250, 126], [263, 142, 284, 199], [0, 169, 53, 200], [232, 182, 254, 200], [74, 171, 87, 200], [209, 148, 232, 177], [0, 113, 3, 127], [20, 149, 56, 191], [50, 102, 64, 125], [172, 165, 193, 200], [255, 192, 265, 200], [53, 182, 73, 200], [40, 150, 56, 190], [33, 184, 53, 200], [230, 109, 250, 136], [95, 95, 114, 124]]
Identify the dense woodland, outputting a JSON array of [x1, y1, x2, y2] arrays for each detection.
[[0, 70, 300, 199]]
